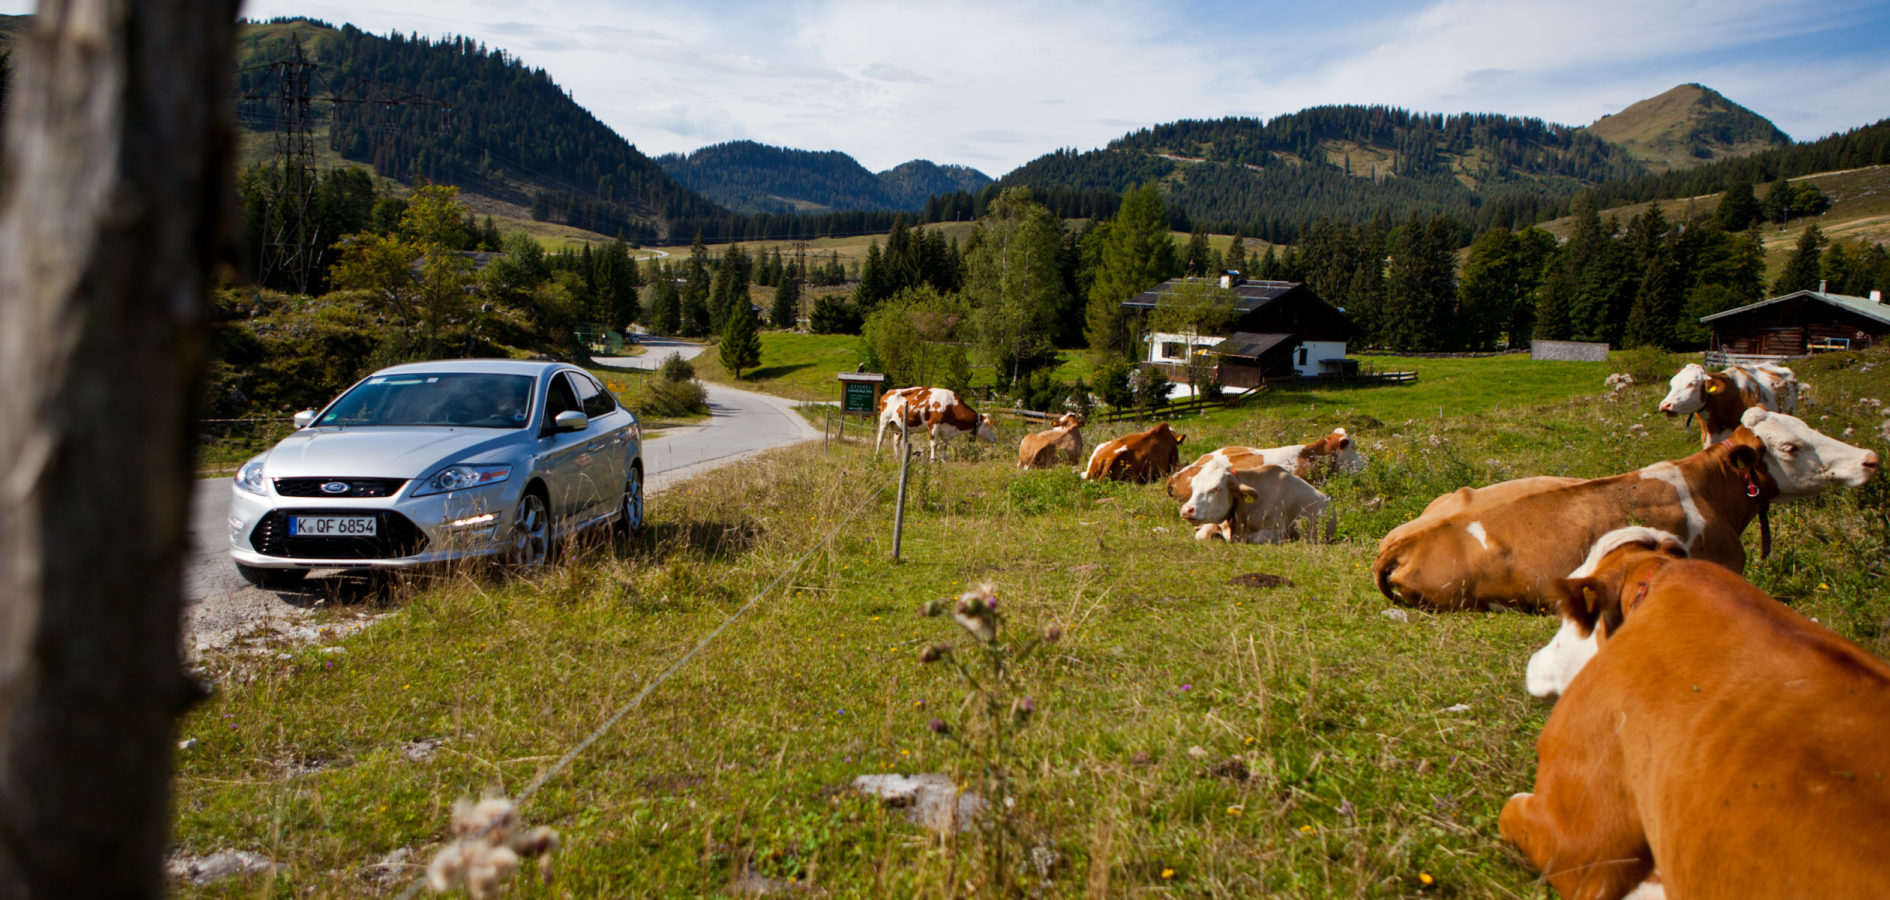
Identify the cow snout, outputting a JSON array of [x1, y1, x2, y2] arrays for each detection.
[[1863, 450, 1881, 478], [1178, 503, 1197, 521], [1658, 401, 1675, 415]]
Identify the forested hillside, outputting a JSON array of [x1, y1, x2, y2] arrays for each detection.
[[657, 141, 990, 214], [993, 106, 1647, 242], [234, 18, 724, 242]]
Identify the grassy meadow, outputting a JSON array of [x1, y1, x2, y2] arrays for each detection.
[[172, 349, 1890, 898]]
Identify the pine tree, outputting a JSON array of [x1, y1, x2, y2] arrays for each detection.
[[720, 300, 762, 380], [1715, 182, 1761, 232], [1085, 182, 1178, 356], [1457, 227, 1523, 351], [1382, 213, 1458, 351], [1183, 228, 1213, 276], [1225, 232, 1247, 277], [1773, 225, 1825, 294], [965, 187, 1066, 385], [771, 267, 801, 329]]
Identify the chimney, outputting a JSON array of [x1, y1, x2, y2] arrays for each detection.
[[1819, 279, 1827, 294], [1220, 273, 1232, 289], [1873, 290, 1884, 304]]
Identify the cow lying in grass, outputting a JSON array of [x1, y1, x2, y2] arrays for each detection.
[[1177, 456, 1333, 544], [1502, 526, 1890, 899], [1081, 422, 1185, 483], [1372, 408, 1879, 612], [1659, 362, 1799, 447], [1163, 428, 1362, 500], [1017, 413, 1084, 470]]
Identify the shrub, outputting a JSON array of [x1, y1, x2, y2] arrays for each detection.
[[658, 352, 696, 382], [633, 374, 708, 418]]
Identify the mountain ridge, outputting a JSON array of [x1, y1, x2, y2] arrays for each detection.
[[1584, 83, 1792, 173], [655, 140, 991, 215]]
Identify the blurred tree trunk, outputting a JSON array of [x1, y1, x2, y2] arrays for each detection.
[[0, 1, 238, 896]]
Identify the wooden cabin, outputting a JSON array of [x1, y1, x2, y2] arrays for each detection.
[[1701, 288, 1889, 364]]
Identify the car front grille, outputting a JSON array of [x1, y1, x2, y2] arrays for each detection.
[[248, 509, 430, 560], [273, 477, 408, 498]]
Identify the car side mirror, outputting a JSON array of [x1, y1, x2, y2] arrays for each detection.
[[293, 410, 316, 429], [552, 410, 589, 432]]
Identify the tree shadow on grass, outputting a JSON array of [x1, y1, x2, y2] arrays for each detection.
[[742, 362, 813, 381]]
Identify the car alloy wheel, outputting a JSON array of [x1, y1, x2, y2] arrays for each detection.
[[509, 490, 550, 571], [617, 465, 644, 537]]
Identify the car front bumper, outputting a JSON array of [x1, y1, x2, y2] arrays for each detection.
[[228, 481, 518, 570]]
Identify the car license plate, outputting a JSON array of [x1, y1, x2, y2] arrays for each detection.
[[290, 515, 377, 537]]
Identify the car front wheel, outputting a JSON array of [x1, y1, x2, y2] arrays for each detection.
[[509, 489, 551, 572], [615, 464, 644, 538]]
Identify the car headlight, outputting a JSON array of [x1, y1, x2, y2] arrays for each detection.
[[413, 464, 512, 497], [235, 455, 269, 495]]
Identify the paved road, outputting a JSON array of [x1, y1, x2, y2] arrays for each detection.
[[182, 343, 819, 652]]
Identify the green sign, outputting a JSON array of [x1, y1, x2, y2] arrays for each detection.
[[843, 381, 877, 414]]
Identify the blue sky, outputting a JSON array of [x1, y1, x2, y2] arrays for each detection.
[[7, 0, 1889, 175]]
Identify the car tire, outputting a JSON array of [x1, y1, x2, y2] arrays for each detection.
[[509, 488, 551, 572], [615, 464, 644, 538], [235, 563, 307, 590]]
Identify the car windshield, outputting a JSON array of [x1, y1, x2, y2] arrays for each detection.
[[316, 373, 534, 429]]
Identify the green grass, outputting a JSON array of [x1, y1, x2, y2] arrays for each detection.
[[172, 349, 1890, 897], [691, 332, 867, 401]]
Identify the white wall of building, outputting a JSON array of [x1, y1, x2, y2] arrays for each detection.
[[1144, 331, 1225, 365], [1293, 341, 1347, 376]]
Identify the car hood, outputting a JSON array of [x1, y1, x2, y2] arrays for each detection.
[[263, 427, 525, 479]]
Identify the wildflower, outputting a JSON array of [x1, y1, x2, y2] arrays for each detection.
[[1161, 868, 1175, 880], [1299, 824, 1314, 834], [1011, 696, 1035, 724], [928, 718, 950, 735], [900, 749, 910, 757], [1419, 872, 1435, 886], [1180, 684, 1192, 692], [1225, 805, 1243, 817], [1043, 623, 1063, 642], [1819, 582, 1830, 590], [1338, 799, 1356, 819]]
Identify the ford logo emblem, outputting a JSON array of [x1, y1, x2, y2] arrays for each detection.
[[320, 481, 351, 495]]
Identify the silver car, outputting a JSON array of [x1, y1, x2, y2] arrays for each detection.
[[228, 359, 643, 587]]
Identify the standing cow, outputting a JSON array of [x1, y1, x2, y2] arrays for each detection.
[[1017, 413, 1084, 470], [874, 386, 996, 461], [1080, 422, 1186, 482], [1659, 362, 1799, 447]]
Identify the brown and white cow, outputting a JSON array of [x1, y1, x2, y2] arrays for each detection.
[[1080, 422, 1186, 483], [1372, 408, 1879, 612], [1179, 457, 1334, 544], [1016, 413, 1085, 470], [1659, 362, 1800, 447], [1163, 428, 1364, 500], [874, 386, 997, 461], [1501, 526, 1890, 900]]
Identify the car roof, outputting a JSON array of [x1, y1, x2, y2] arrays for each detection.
[[368, 359, 574, 378]]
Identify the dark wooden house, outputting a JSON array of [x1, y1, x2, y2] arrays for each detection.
[[1124, 277, 1354, 388], [1701, 288, 1889, 364]]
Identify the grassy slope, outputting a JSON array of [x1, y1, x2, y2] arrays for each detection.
[[172, 350, 1890, 898]]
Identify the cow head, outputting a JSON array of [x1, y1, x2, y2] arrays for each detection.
[[1739, 408, 1880, 501], [1658, 364, 1710, 416], [1178, 456, 1241, 524], [1526, 527, 1688, 698], [973, 413, 997, 444], [1320, 428, 1365, 473], [1055, 412, 1083, 430]]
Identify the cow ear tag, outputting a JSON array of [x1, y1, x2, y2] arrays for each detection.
[[1706, 382, 1722, 394]]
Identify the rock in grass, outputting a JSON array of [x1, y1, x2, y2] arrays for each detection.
[[1381, 609, 1409, 623], [166, 850, 279, 885], [851, 773, 984, 833]]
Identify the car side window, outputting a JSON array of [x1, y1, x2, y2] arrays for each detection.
[[575, 374, 616, 419], [544, 374, 581, 425]]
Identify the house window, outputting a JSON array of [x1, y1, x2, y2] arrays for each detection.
[[1161, 342, 1184, 360], [1297, 346, 1308, 366]]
